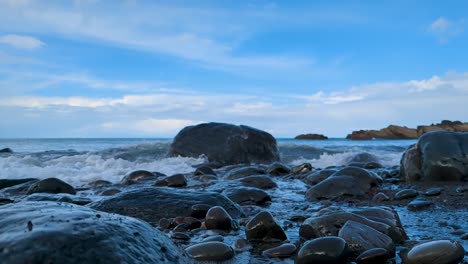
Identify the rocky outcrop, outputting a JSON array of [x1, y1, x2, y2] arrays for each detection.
[[400, 131, 468, 182], [347, 120, 468, 140], [294, 134, 328, 140], [169, 122, 279, 166], [0, 201, 192, 264]]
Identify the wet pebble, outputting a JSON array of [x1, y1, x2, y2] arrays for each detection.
[[174, 216, 201, 229], [267, 162, 291, 176], [27, 178, 76, 195], [394, 189, 419, 200], [234, 238, 249, 251], [424, 187, 443, 196], [185, 241, 235, 261], [201, 235, 224, 242], [120, 170, 160, 185], [190, 204, 212, 218], [402, 240, 465, 264], [239, 175, 277, 189], [372, 192, 390, 202], [225, 166, 265, 180], [295, 236, 349, 264], [291, 163, 313, 175], [262, 243, 296, 258], [205, 206, 233, 230], [194, 166, 216, 176], [99, 188, 121, 196], [223, 187, 271, 205], [245, 211, 287, 242], [154, 174, 187, 187], [356, 247, 390, 264], [159, 218, 172, 229], [171, 232, 190, 241], [407, 198, 433, 211]]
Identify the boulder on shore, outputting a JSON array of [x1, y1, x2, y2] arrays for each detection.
[[294, 134, 328, 140], [169, 122, 279, 166], [400, 131, 468, 182]]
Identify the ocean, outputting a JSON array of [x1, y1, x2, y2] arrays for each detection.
[[0, 138, 415, 186]]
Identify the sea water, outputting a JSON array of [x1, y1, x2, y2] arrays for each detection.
[[0, 138, 415, 186]]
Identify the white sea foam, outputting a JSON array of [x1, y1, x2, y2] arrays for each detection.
[[0, 153, 206, 187]]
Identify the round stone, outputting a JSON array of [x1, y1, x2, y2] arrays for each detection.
[[394, 189, 419, 200], [356, 248, 390, 264], [262, 243, 297, 258], [185, 241, 235, 261], [295, 236, 349, 264], [403, 240, 465, 264], [245, 211, 287, 242], [205, 206, 232, 230]]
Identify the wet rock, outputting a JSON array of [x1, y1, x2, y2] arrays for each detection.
[[456, 186, 468, 193], [356, 248, 391, 264], [262, 243, 296, 258], [348, 152, 380, 164], [171, 232, 190, 241], [154, 174, 187, 187], [89, 187, 242, 224], [0, 147, 13, 153], [402, 240, 465, 264], [238, 175, 277, 189], [185, 241, 234, 261], [394, 189, 419, 200], [194, 174, 217, 182], [159, 218, 172, 229], [194, 166, 216, 176], [351, 207, 407, 243], [0, 178, 38, 190], [245, 211, 287, 242], [202, 235, 224, 242], [267, 162, 291, 176], [190, 204, 212, 219], [99, 188, 121, 196], [225, 166, 265, 180], [234, 238, 249, 251], [294, 133, 328, 140], [407, 198, 433, 211], [338, 220, 395, 256], [120, 170, 162, 185], [373, 192, 390, 202], [425, 187, 443, 196], [205, 206, 233, 230], [304, 169, 336, 185], [291, 163, 313, 175], [169, 122, 279, 166], [0, 198, 13, 205], [223, 186, 271, 205], [22, 193, 92, 205], [0, 201, 191, 263], [86, 180, 112, 187], [400, 131, 468, 182], [27, 178, 76, 195], [174, 216, 201, 229], [295, 236, 349, 264]]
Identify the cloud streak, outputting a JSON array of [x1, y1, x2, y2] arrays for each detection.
[[0, 34, 44, 50]]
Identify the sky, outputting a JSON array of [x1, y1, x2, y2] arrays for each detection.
[[0, 0, 467, 138]]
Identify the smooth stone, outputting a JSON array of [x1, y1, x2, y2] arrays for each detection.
[[291, 163, 313, 175], [356, 248, 391, 264], [0, 201, 191, 263], [171, 232, 190, 241], [174, 216, 201, 229], [267, 162, 291, 176], [154, 174, 187, 187], [159, 218, 172, 229], [223, 186, 271, 205], [338, 220, 395, 256], [394, 189, 419, 200], [0, 178, 38, 190], [89, 187, 242, 225], [194, 174, 218, 182], [245, 211, 287, 242], [193, 166, 216, 176], [262, 243, 296, 258], [99, 189, 121, 196], [348, 152, 380, 164], [407, 198, 433, 211], [0, 147, 13, 153], [205, 206, 233, 230], [190, 204, 212, 219], [403, 240, 465, 264], [201, 235, 224, 242], [120, 170, 161, 185], [295, 236, 349, 264], [304, 169, 337, 185], [373, 192, 390, 202], [185, 242, 234, 261], [85, 180, 112, 187], [424, 187, 443, 196], [225, 166, 265, 180], [27, 178, 76, 195], [238, 175, 277, 189]]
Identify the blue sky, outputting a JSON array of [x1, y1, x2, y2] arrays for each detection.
[[0, 0, 467, 137]]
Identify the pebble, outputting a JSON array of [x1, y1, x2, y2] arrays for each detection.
[[267, 162, 291, 176], [158, 218, 172, 229], [194, 166, 216, 176], [394, 189, 419, 200], [295, 236, 349, 264], [185, 241, 235, 261], [245, 211, 287, 242], [372, 192, 390, 202], [201, 235, 224, 242], [407, 198, 433, 211], [355, 248, 390, 264], [190, 204, 212, 219], [403, 240, 465, 264], [171, 232, 190, 241], [424, 187, 443, 196], [262, 243, 296, 258], [205, 206, 233, 230], [154, 174, 187, 187]]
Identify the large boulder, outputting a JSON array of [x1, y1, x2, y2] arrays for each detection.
[[0, 201, 192, 264], [169, 122, 279, 166], [400, 131, 468, 181], [89, 187, 242, 224]]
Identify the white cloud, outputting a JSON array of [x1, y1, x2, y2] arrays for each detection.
[[431, 17, 451, 31], [302, 91, 366, 104], [429, 17, 464, 43], [101, 118, 199, 135], [0, 34, 44, 50]]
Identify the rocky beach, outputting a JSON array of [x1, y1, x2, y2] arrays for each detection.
[[0, 122, 467, 264]]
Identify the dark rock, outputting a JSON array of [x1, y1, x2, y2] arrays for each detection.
[[402, 240, 465, 264], [394, 189, 419, 200], [169, 122, 279, 166], [22, 193, 92, 205], [185, 242, 234, 261], [202, 235, 224, 242], [347, 152, 380, 164], [89, 187, 242, 225], [291, 163, 313, 175], [190, 204, 212, 219], [0, 147, 13, 153], [171, 232, 190, 241], [407, 198, 433, 211], [295, 236, 348, 264], [267, 162, 291, 176], [154, 174, 187, 187], [0, 201, 192, 263], [400, 131, 468, 182], [0, 198, 13, 205], [338, 220, 395, 256], [159, 218, 172, 229], [424, 187, 443, 196], [304, 169, 337, 185], [294, 133, 328, 140], [245, 211, 287, 242], [27, 178, 76, 195], [120, 170, 162, 185], [238, 175, 277, 189], [99, 189, 121, 196], [356, 248, 391, 264], [346, 125, 418, 140], [86, 180, 112, 187], [262, 243, 296, 258], [223, 186, 271, 205], [193, 166, 216, 176], [372, 192, 390, 202], [0, 178, 38, 190], [194, 174, 218, 182], [205, 206, 233, 230], [174, 216, 201, 229], [225, 166, 265, 180]]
